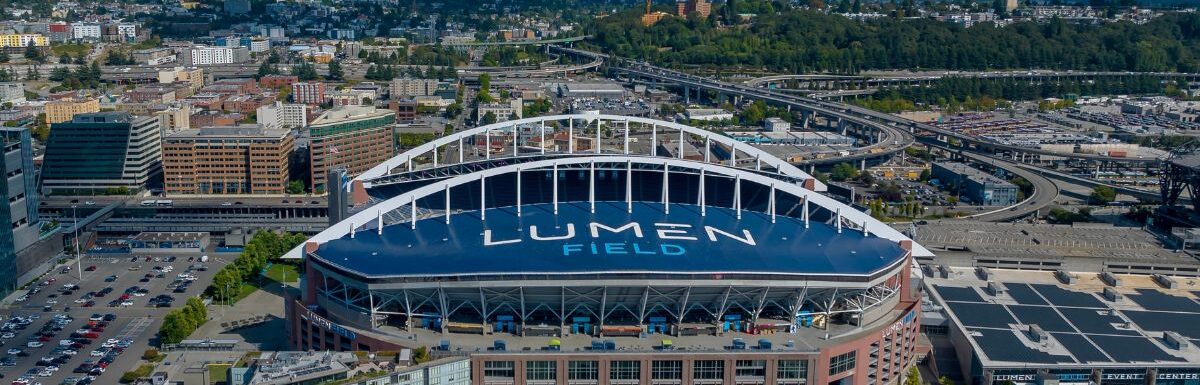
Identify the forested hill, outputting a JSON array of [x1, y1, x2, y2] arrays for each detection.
[[587, 9, 1200, 73]]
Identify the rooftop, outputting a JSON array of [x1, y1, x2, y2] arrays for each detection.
[[910, 221, 1199, 266], [309, 105, 392, 126], [928, 268, 1200, 368], [167, 125, 291, 140], [934, 162, 1015, 187], [313, 201, 907, 280]]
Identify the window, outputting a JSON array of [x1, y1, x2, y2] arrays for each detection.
[[651, 360, 682, 380], [610, 361, 640, 381], [526, 361, 556, 381], [568, 361, 599, 381], [483, 361, 514, 379], [693, 360, 724, 380], [829, 352, 857, 375], [735, 360, 767, 378], [777, 360, 809, 380]]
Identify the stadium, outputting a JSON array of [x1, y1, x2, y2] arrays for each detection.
[[283, 114, 930, 385]]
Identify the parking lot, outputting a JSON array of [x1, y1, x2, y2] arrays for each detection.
[[0, 254, 225, 385]]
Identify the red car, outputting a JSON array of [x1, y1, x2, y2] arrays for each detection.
[[89, 327, 104, 332], [85, 265, 97, 271], [83, 332, 99, 339]]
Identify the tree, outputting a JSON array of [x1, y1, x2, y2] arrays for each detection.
[[904, 366, 921, 385], [919, 169, 931, 182], [0, 52, 9, 63], [327, 60, 344, 81], [1089, 186, 1116, 204], [26, 66, 39, 81], [24, 41, 43, 63], [481, 111, 498, 125], [830, 162, 859, 182], [58, 53, 70, 64], [286, 180, 304, 194], [256, 61, 278, 80], [852, 0, 862, 13]]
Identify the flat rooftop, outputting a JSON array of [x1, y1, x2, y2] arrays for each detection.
[[313, 201, 907, 279], [928, 268, 1200, 367], [910, 221, 1198, 266], [309, 106, 392, 126]]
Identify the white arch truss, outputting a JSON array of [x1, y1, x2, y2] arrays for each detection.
[[354, 113, 827, 192], [287, 155, 931, 259]]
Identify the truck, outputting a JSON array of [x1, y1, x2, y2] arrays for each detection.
[[199, 255, 209, 263]]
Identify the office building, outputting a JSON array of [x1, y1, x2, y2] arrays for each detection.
[[186, 45, 235, 65], [764, 117, 791, 132], [677, 0, 712, 18], [163, 125, 294, 195], [185, 46, 248, 66], [389, 77, 440, 98], [390, 99, 417, 123], [476, 100, 523, 124], [307, 106, 394, 193], [71, 24, 101, 41], [0, 82, 25, 104], [0, 127, 43, 297], [133, 48, 177, 65], [931, 162, 1019, 206], [256, 102, 308, 130], [259, 75, 298, 90], [41, 113, 163, 192], [292, 82, 326, 105], [158, 67, 206, 91], [0, 34, 48, 50], [45, 98, 101, 126]]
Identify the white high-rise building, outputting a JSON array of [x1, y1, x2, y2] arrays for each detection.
[[256, 102, 308, 130], [187, 46, 234, 66], [71, 23, 101, 40]]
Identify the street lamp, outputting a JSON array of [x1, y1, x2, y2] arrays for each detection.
[[72, 205, 81, 281]]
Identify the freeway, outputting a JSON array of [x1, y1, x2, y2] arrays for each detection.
[[555, 46, 1164, 165], [442, 35, 591, 47]]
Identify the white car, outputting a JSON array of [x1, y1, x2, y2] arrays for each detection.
[[119, 300, 133, 307], [15, 295, 28, 302], [59, 349, 76, 356], [44, 365, 57, 372], [58, 340, 73, 347], [38, 369, 51, 377], [89, 349, 106, 357], [1, 332, 15, 339], [73, 298, 87, 304], [7, 348, 20, 355], [45, 299, 57, 305], [133, 292, 146, 297], [26, 341, 43, 348]]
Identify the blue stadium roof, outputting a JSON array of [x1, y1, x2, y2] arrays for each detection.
[[312, 201, 908, 279]]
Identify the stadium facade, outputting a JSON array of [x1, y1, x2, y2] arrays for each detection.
[[283, 115, 931, 385]]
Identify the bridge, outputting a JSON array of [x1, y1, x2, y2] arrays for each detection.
[[745, 70, 1200, 90]]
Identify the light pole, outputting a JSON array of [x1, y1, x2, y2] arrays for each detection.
[[73, 205, 81, 281]]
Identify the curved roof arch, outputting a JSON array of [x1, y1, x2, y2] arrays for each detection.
[[288, 155, 930, 259], [354, 114, 827, 192]]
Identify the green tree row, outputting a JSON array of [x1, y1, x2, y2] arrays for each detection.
[[589, 9, 1200, 73], [206, 231, 307, 305], [156, 297, 207, 345]]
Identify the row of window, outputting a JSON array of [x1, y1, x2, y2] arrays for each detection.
[[483, 360, 809, 381]]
